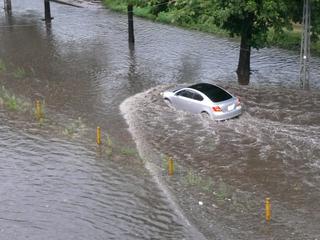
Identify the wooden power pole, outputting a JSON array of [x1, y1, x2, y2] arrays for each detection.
[[4, 0, 12, 13], [128, 4, 135, 43], [44, 0, 53, 23], [299, 0, 311, 89]]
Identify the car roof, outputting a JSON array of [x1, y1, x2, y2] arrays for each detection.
[[188, 83, 220, 92], [188, 83, 233, 102]]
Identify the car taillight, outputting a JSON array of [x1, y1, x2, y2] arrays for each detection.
[[212, 106, 222, 112], [236, 97, 241, 106]]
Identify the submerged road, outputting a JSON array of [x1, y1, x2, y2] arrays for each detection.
[[0, 0, 319, 239]]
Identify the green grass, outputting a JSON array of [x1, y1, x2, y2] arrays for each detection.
[[104, 134, 113, 156], [268, 29, 301, 51], [13, 67, 27, 78], [105, 146, 113, 157], [94, 133, 137, 158], [214, 182, 231, 201], [313, 40, 320, 54], [0, 86, 30, 111], [106, 134, 112, 148], [5, 95, 19, 110], [134, 6, 155, 19], [0, 59, 7, 73], [183, 169, 214, 192], [119, 146, 138, 157], [268, 29, 320, 55], [102, 0, 320, 55], [62, 117, 86, 137], [156, 11, 174, 24], [185, 170, 202, 186], [102, 0, 127, 12]]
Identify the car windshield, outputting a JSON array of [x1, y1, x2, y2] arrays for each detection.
[[189, 83, 232, 102]]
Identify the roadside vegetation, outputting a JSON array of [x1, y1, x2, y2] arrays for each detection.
[[103, 0, 320, 85], [0, 57, 136, 162], [0, 86, 30, 111], [103, 0, 320, 54], [13, 66, 28, 79], [0, 59, 7, 72]]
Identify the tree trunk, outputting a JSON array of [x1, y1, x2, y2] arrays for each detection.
[[237, 35, 251, 85], [236, 16, 253, 85]]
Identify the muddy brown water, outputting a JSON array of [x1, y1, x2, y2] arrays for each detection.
[[0, 1, 319, 239]]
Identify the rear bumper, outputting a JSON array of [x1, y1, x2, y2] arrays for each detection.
[[211, 106, 242, 121]]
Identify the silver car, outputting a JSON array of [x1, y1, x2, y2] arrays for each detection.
[[161, 83, 242, 120]]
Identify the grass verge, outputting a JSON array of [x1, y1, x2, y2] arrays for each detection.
[[0, 59, 7, 72], [102, 0, 320, 55], [0, 86, 30, 111]]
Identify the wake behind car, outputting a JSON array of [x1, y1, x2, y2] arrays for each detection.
[[161, 83, 242, 121]]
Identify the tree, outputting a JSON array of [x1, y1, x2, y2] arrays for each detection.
[[171, 0, 320, 85], [211, 0, 295, 84], [148, 0, 170, 16], [112, 0, 320, 85], [289, 0, 320, 41]]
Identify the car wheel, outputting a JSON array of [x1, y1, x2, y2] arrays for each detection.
[[164, 98, 172, 107], [201, 111, 210, 119]]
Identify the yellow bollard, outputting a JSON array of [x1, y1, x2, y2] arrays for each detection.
[[265, 198, 271, 222], [168, 157, 174, 176], [35, 100, 43, 119], [96, 126, 101, 145]]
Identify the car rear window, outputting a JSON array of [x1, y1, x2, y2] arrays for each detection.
[[193, 92, 203, 101], [189, 83, 232, 102], [176, 90, 193, 98]]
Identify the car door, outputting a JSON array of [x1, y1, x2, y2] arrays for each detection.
[[172, 89, 194, 111], [188, 91, 204, 113]]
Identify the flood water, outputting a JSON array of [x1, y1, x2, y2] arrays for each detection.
[[0, 1, 319, 239]]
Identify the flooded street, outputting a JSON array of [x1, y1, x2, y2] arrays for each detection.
[[0, 118, 203, 240], [121, 84, 320, 239], [0, 0, 319, 239]]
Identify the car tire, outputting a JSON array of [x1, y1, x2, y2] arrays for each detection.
[[164, 98, 172, 107], [201, 111, 210, 119]]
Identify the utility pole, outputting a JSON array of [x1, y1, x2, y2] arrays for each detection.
[[44, 0, 53, 23], [299, 0, 311, 89], [4, 0, 12, 13], [128, 4, 135, 43]]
